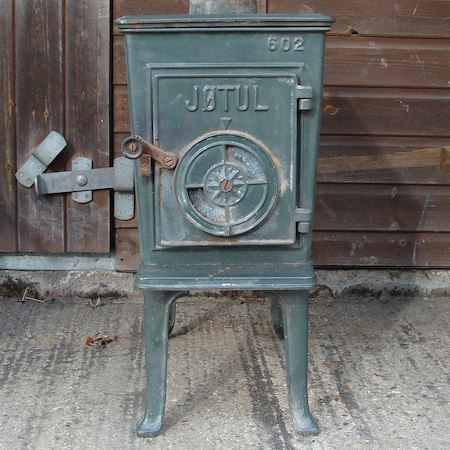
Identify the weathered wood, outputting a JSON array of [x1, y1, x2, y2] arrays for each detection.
[[257, 0, 267, 13], [65, 0, 111, 253], [311, 231, 450, 267], [115, 228, 141, 271], [113, 36, 127, 86], [0, 0, 17, 251], [114, 86, 131, 133], [268, 0, 450, 38], [114, 35, 450, 88], [315, 184, 450, 232], [324, 37, 450, 88], [116, 226, 450, 270], [317, 137, 450, 185], [114, 0, 189, 17], [114, 132, 129, 159], [113, 0, 189, 34], [115, 215, 139, 230], [15, 1, 65, 252], [321, 88, 450, 137]]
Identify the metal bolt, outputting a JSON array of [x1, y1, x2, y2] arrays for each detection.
[[18, 171, 24, 177], [163, 156, 175, 167], [220, 179, 233, 192], [74, 193, 79, 199], [127, 210, 132, 216], [75, 174, 88, 186]]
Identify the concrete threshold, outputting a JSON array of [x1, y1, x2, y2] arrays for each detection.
[[0, 268, 449, 301], [0, 253, 116, 272]]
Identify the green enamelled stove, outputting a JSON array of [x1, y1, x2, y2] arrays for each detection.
[[117, 1, 333, 437]]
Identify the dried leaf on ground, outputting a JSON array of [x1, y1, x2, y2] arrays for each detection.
[[86, 334, 116, 348]]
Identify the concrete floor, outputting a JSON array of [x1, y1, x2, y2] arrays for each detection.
[[0, 289, 448, 450]]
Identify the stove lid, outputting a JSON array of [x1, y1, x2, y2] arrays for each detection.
[[115, 14, 335, 32]]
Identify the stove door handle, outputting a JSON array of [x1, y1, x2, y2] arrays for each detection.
[[121, 135, 178, 169]]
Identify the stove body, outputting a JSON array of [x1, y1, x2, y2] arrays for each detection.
[[117, 13, 333, 437]]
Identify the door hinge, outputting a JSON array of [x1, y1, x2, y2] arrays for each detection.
[[296, 85, 313, 111], [295, 207, 312, 233]]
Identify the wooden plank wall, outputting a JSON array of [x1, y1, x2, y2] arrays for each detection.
[[0, 0, 110, 254], [0, 0, 17, 252], [298, 0, 450, 267], [113, 0, 450, 270]]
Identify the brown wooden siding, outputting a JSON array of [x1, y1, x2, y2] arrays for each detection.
[[0, 0, 110, 253], [112, 0, 450, 269], [0, 0, 17, 252]]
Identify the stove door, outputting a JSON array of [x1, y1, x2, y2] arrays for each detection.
[[151, 66, 302, 247]]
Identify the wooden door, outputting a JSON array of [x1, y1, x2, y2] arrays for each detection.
[[0, 0, 111, 253]]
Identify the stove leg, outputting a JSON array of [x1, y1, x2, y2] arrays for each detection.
[[278, 290, 319, 436], [270, 298, 284, 339], [168, 301, 177, 336], [137, 290, 184, 438]]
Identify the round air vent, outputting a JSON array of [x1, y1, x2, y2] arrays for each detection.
[[174, 133, 278, 236]]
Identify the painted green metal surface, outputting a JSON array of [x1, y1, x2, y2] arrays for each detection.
[[117, 14, 333, 290]]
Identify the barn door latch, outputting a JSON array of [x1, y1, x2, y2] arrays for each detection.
[[15, 131, 67, 188], [35, 156, 135, 220], [15, 132, 135, 221]]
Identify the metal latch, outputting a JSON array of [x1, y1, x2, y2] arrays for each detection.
[[15, 131, 67, 187], [296, 85, 314, 111], [15, 132, 136, 220], [35, 157, 135, 220]]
